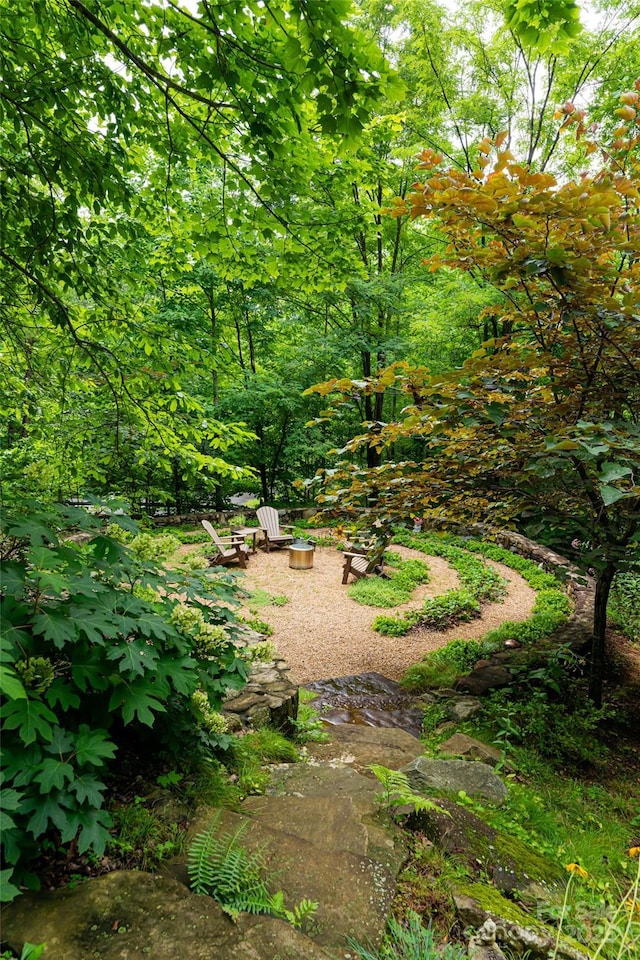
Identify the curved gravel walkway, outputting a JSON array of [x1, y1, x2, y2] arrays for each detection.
[[236, 543, 537, 684]]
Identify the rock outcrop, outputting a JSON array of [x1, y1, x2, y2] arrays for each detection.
[[1, 725, 418, 960], [401, 757, 508, 804]]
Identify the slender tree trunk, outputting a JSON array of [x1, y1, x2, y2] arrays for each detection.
[[268, 414, 289, 499], [172, 457, 182, 515], [588, 563, 616, 707], [362, 350, 382, 469]]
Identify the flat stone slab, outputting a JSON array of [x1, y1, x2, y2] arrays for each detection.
[[0, 870, 334, 960], [243, 794, 369, 857], [401, 757, 508, 804], [439, 733, 505, 768], [268, 760, 382, 804], [169, 805, 396, 952], [306, 723, 425, 773], [242, 792, 406, 876]]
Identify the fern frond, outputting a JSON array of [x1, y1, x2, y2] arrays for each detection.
[[289, 898, 319, 929], [187, 816, 223, 895], [367, 764, 450, 817], [188, 817, 318, 926]]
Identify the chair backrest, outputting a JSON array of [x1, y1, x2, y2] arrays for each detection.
[[256, 506, 281, 537], [201, 519, 229, 553]]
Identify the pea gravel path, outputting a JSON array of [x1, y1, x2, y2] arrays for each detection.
[[237, 543, 536, 684]]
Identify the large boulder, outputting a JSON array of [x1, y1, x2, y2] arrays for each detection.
[[454, 883, 592, 960], [0, 870, 334, 960], [400, 757, 508, 804]]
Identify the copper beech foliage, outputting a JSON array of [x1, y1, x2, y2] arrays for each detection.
[[307, 87, 640, 700]]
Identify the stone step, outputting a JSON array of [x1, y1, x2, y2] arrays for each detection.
[[1, 725, 420, 960], [167, 803, 398, 953], [304, 722, 426, 773], [0, 870, 335, 960]]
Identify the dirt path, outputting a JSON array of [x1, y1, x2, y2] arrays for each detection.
[[234, 543, 537, 684]]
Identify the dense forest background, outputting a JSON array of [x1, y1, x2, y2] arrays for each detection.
[[1, 0, 640, 923], [3, 0, 639, 512]]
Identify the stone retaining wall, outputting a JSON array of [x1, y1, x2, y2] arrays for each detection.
[[223, 657, 299, 737], [221, 629, 299, 736], [452, 525, 595, 696]]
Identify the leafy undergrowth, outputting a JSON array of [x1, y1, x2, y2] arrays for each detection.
[[608, 569, 640, 644], [386, 631, 640, 959], [372, 534, 508, 637], [348, 553, 430, 607], [0, 504, 258, 902], [22, 727, 303, 894]]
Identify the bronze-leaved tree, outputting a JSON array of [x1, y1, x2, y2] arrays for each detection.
[[307, 87, 640, 706]]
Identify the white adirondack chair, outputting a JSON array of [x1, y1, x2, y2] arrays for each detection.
[[255, 506, 295, 552]]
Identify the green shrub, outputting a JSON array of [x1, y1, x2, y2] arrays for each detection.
[[483, 687, 611, 765], [238, 615, 274, 636], [374, 589, 480, 636], [292, 690, 330, 744], [401, 638, 491, 691], [104, 524, 180, 560], [0, 503, 250, 902], [350, 555, 429, 608], [373, 611, 421, 637], [169, 528, 211, 545]]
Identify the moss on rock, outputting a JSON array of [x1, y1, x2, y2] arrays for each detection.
[[454, 881, 593, 960], [409, 798, 564, 899]]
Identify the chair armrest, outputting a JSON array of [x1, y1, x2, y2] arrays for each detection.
[[280, 524, 295, 531]]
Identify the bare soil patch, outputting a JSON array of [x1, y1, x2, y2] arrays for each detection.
[[235, 543, 537, 684]]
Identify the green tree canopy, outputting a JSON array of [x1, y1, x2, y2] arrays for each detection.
[[308, 86, 640, 705]]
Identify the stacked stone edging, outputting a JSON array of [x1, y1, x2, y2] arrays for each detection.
[[220, 524, 596, 724], [450, 524, 595, 695], [223, 656, 299, 736]]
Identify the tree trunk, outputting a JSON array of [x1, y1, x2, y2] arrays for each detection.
[[588, 563, 616, 707], [362, 350, 383, 469], [172, 458, 182, 515]]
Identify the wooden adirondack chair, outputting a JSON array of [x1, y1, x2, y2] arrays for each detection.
[[255, 506, 295, 552], [341, 539, 387, 584], [201, 520, 250, 568]]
